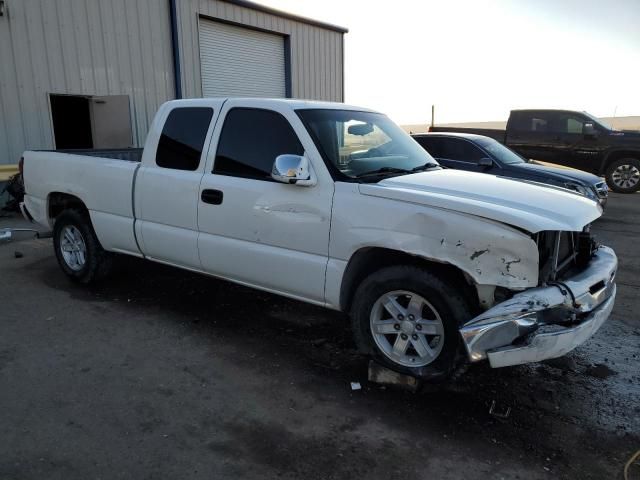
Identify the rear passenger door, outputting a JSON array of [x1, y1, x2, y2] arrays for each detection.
[[197, 100, 334, 303], [135, 103, 220, 269], [506, 111, 561, 163]]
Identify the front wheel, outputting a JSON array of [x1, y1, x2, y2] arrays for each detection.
[[53, 210, 113, 284], [350, 265, 472, 382], [605, 158, 640, 193]]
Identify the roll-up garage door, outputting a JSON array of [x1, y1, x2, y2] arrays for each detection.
[[199, 19, 286, 98]]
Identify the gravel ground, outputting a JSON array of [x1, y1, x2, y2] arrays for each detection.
[[0, 193, 638, 480]]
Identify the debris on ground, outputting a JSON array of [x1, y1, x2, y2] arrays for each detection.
[[586, 363, 617, 379], [543, 355, 578, 372], [14, 251, 23, 258], [1, 173, 24, 212], [367, 361, 420, 392], [311, 338, 328, 347], [350, 382, 361, 391], [624, 449, 640, 480], [489, 399, 512, 419]]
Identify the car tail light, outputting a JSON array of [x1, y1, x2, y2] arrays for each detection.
[[18, 156, 24, 176]]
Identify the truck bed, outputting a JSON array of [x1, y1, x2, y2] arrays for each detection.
[[37, 148, 143, 162], [22, 149, 142, 256]]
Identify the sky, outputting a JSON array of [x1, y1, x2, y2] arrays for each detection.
[[256, 0, 640, 125]]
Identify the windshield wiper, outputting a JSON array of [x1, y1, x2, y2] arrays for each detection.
[[410, 162, 440, 172], [356, 163, 440, 178], [355, 167, 412, 177]]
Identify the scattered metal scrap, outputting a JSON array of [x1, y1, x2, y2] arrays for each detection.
[[489, 400, 511, 419], [367, 360, 420, 392], [0, 228, 52, 243]]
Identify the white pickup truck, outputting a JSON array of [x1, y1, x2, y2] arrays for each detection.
[[20, 98, 617, 380]]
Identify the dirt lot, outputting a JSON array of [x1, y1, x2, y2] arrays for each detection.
[[1, 194, 638, 480]]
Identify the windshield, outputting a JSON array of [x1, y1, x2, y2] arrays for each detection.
[[583, 111, 613, 131], [475, 137, 526, 165], [297, 109, 439, 180]]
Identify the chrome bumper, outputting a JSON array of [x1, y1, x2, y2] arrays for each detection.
[[459, 246, 617, 368]]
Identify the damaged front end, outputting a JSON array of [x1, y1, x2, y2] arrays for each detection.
[[459, 228, 617, 368]]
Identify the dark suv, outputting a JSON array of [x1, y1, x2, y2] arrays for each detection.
[[412, 132, 608, 205]]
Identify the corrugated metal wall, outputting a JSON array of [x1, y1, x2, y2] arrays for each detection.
[[0, 0, 175, 165], [0, 0, 345, 166], [176, 0, 344, 102]]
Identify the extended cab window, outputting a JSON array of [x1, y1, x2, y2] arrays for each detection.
[[439, 138, 485, 163], [156, 107, 213, 171], [214, 108, 304, 180], [511, 112, 551, 132]]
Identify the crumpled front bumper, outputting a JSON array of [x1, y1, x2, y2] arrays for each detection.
[[459, 246, 617, 368]]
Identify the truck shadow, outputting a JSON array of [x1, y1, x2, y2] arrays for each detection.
[[39, 252, 638, 477]]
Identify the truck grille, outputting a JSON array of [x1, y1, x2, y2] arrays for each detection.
[[536, 228, 596, 283]]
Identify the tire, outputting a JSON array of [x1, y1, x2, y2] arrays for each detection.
[[605, 158, 640, 193], [350, 265, 472, 382], [53, 209, 113, 284]]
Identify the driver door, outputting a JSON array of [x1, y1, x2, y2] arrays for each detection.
[[197, 101, 334, 304]]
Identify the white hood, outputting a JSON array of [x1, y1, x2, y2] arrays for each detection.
[[359, 169, 602, 233]]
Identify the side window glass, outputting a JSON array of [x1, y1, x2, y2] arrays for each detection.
[[511, 112, 551, 133], [214, 108, 304, 180], [530, 116, 549, 132], [560, 116, 586, 134], [440, 139, 484, 163], [156, 107, 213, 171], [414, 137, 442, 158], [462, 142, 486, 163]]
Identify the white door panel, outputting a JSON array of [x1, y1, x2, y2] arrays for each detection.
[[196, 100, 334, 303], [135, 167, 203, 268], [134, 102, 222, 268], [138, 220, 201, 269], [197, 175, 332, 301], [198, 231, 328, 302]]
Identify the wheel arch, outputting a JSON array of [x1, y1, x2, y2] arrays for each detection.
[[600, 149, 640, 174], [47, 192, 90, 228], [339, 247, 479, 314]]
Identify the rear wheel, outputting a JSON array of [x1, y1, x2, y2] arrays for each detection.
[[350, 265, 472, 382], [53, 210, 113, 284], [605, 158, 640, 193]]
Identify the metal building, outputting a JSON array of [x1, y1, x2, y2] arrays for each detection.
[[0, 0, 346, 167]]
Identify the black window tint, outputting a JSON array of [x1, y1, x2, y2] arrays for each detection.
[[439, 138, 485, 163], [553, 114, 586, 134], [414, 137, 442, 158], [214, 108, 304, 180], [156, 107, 213, 170], [511, 112, 552, 133]]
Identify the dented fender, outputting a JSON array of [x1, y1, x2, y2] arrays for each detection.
[[330, 183, 540, 292]]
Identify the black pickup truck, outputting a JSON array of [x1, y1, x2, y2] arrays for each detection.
[[429, 109, 640, 193]]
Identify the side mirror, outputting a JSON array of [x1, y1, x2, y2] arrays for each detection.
[[583, 123, 597, 137], [271, 154, 316, 186], [478, 157, 493, 168]]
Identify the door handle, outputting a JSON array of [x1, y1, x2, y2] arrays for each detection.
[[201, 189, 223, 205]]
